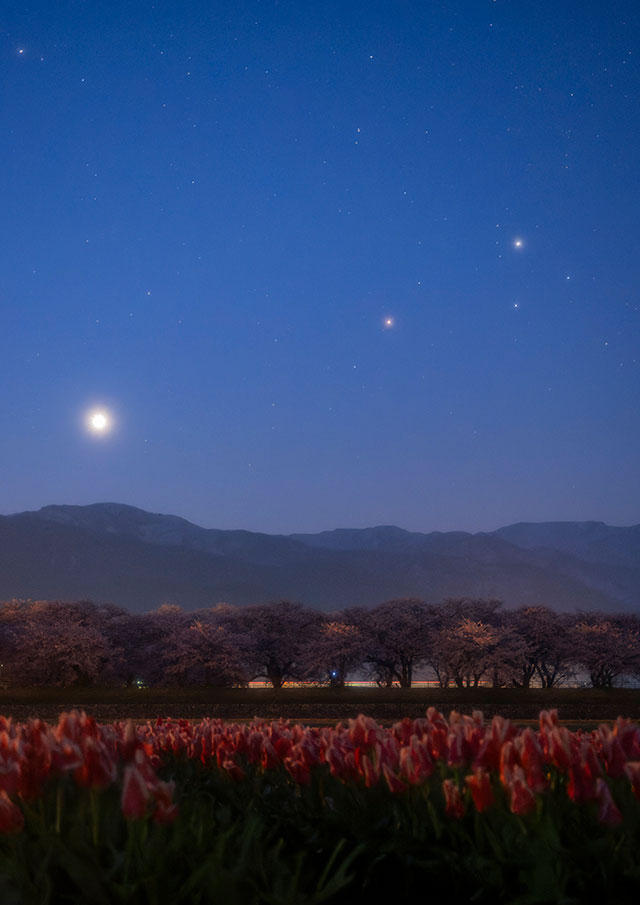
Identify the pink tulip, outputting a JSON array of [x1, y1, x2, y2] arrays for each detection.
[[499, 740, 519, 785], [598, 727, 628, 779], [153, 780, 178, 825], [614, 719, 640, 760], [624, 761, 640, 799], [222, 759, 246, 783], [121, 764, 150, 819], [361, 753, 380, 788], [595, 778, 622, 828], [506, 766, 537, 816], [447, 726, 466, 768], [382, 764, 405, 795]]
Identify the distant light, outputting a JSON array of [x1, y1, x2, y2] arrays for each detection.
[[513, 237, 524, 249], [383, 316, 395, 328], [86, 408, 112, 434]]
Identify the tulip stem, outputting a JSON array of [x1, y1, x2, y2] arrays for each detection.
[[90, 790, 99, 845], [55, 784, 63, 834]]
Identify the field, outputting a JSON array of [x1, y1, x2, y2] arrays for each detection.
[[1, 703, 640, 903], [1, 685, 639, 725]]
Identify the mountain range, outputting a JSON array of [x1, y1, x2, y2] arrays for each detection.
[[0, 503, 638, 614]]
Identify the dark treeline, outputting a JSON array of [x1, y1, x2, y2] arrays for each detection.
[[1, 598, 639, 690]]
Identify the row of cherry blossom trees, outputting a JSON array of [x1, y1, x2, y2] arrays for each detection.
[[1, 597, 639, 689]]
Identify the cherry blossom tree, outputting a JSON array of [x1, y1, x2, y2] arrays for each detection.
[[141, 604, 193, 685], [224, 601, 322, 688], [424, 599, 503, 687], [432, 617, 502, 688], [355, 599, 435, 687], [7, 600, 113, 686], [162, 618, 247, 686], [572, 614, 640, 687], [299, 613, 368, 686], [103, 610, 165, 686], [497, 606, 574, 688]]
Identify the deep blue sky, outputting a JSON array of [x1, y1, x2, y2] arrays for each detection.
[[1, 1, 638, 534]]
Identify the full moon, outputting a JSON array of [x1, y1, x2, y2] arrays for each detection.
[[87, 409, 111, 433]]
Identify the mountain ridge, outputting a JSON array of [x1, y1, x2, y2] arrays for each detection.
[[1, 503, 638, 613]]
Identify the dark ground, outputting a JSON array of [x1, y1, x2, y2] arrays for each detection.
[[1, 686, 639, 726]]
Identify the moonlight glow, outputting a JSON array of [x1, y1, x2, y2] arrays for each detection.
[[86, 409, 112, 434]]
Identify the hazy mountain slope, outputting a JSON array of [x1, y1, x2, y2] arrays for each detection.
[[0, 504, 637, 613], [1, 511, 406, 612], [292, 526, 536, 561], [493, 521, 640, 569], [35, 503, 318, 565]]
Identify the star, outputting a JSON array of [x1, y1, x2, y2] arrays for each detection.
[[383, 316, 395, 329], [513, 237, 524, 249]]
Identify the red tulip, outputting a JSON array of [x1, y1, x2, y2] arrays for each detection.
[[392, 717, 414, 746], [567, 761, 597, 803], [442, 779, 465, 818], [74, 738, 117, 789], [547, 727, 576, 772], [284, 757, 310, 785], [0, 758, 20, 798], [516, 729, 548, 794], [466, 769, 493, 813], [0, 790, 24, 834]]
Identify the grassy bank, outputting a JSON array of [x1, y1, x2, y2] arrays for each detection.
[[1, 686, 639, 724]]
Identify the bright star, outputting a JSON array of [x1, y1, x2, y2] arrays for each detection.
[[383, 316, 395, 329], [513, 237, 524, 249]]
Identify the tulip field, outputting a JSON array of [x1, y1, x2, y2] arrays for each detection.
[[2, 710, 640, 902]]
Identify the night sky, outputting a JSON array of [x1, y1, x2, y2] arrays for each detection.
[[1, 1, 638, 534]]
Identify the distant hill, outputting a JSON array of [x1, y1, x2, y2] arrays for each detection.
[[0, 503, 638, 613]]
